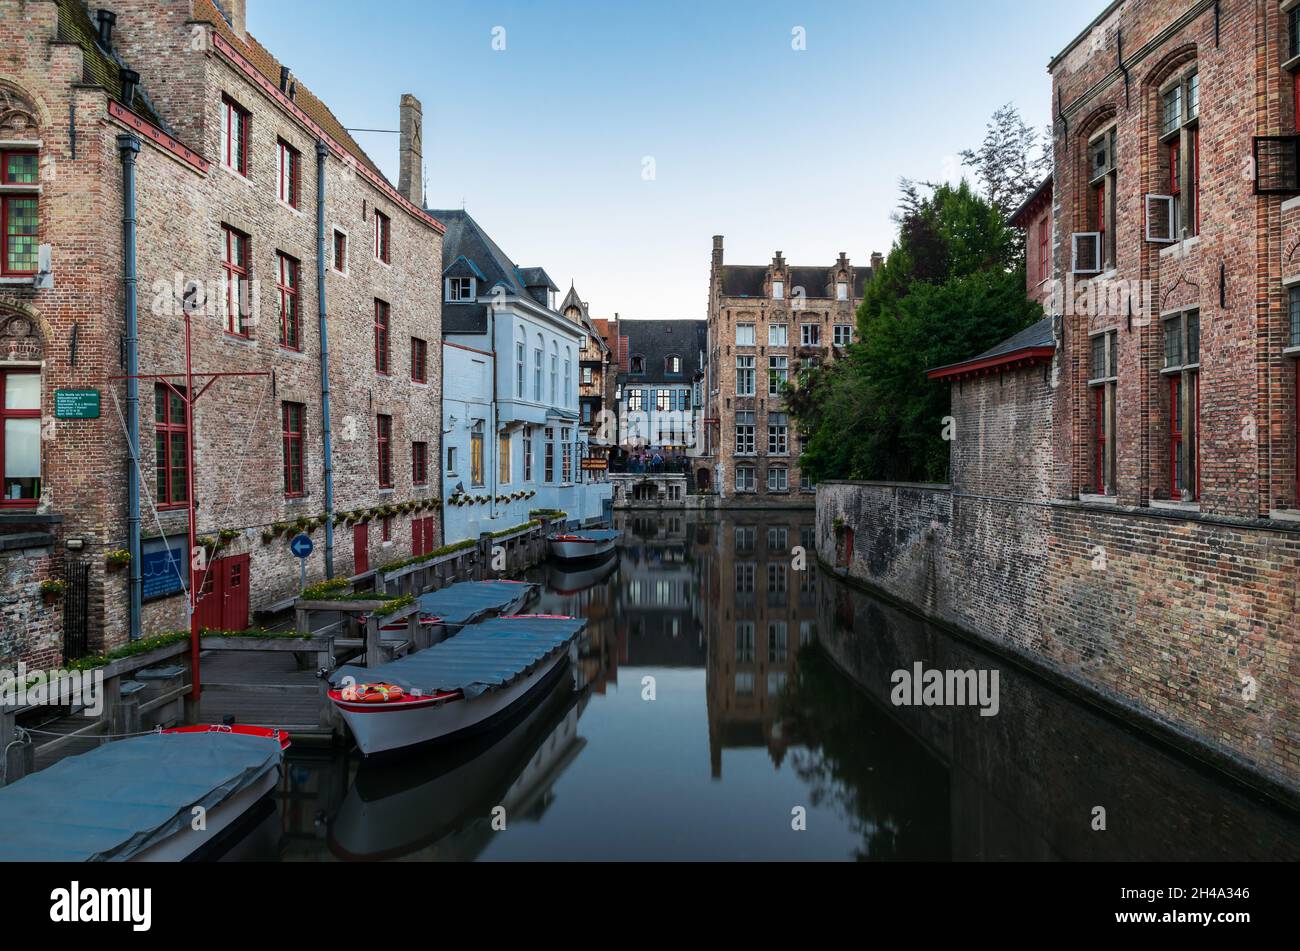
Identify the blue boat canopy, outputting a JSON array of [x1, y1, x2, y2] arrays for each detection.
[[415, 580, 537, 628], [0, 731, 283, 862], [331, 616, 586, 699]]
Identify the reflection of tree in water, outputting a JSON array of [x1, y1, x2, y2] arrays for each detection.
[[779, 645, 951, 861]]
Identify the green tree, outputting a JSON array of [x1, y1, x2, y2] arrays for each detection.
[[790, 181, 1041, 483]]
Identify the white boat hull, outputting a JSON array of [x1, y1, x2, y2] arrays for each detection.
[[129, 767, 280, 862], [548, 537, 617, 561], [332, 647, 574, 756]]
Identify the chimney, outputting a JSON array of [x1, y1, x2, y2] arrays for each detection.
[[870, 251, 883, 273], [119, 68, 139, 107], [711, 235, 723, 270], [227, 0, 247, 39], [398, 93, 423, 206], [95, 9, 116, 49]]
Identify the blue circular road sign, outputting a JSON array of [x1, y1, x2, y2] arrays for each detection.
[[290, 533, 314, 559]]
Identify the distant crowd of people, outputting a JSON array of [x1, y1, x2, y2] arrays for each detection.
[[611, 450, 690, 474]]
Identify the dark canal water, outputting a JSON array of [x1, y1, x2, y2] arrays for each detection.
[[239, 511, 1300, 861]]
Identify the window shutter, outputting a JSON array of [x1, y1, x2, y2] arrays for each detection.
[[1145, 195, 1176, 243], [1071, 233, 1102, 274]]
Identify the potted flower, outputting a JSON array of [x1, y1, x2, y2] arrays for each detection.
[[105, 549, 131, 572], [39, 579, 65, 606], [218, 528, 240, 545]]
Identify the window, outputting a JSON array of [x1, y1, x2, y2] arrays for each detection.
[[666, 355, 681, 374], [735, 465, 755, 492], [412, 440, 428, 485], [1291, 5, 1300, 62], [376, 415, 393, 487], [772, 280, 784, 300], [581, 366, 593, 385], [836, 281, 848, 301], [544, 427, 555, 482], [581, 402, 592, 424], [276, 138, 300, 208], [374, 299, 390, 374], [1290, 285, 1300, 349], [471, 422, 484, 486], [736, 622, 755, 663], [630, 355, 645, 374], [276, 252, 300, 350], [735, 525, 756, 552], [768, 356, 788, 396], [411, 337, 428, 383], [768, 413, 788, 455], [550, 343, 558, 405], [627, 388, 644, 412], [1163, 310, 1200, 501], [565, 349, 572, 404], [736, 562, 755, 594], [1088, 331, 1118, 496], [1, 149, 38, 276], [736, 355, 755, 396], [1, 370, 40, 505], [374, 210, 390, 263], [333, 230, 347, 273], [562, 428, 572, 482], [446, 276, 473, 301], [735, 411, 755, 454], [1160, 69, 1200, 240], [382, 515, 392, 542], [736, 323, 756, 346], [282, 402, 304, 496], [221, 95, 249, 175], [768, 323, 788, 347], [523, 427, 533, 481], [767, 465, 788, 492], [768, 621, 788, 663], [534, 338, 544, 400], [1079, 126, 1117, 272], [832, 324, 853, 347], [154, 383, 187, 507], [499, 432, 512, 485], [221, 225, 250, 336], [801, 324, 821, 347], [516, 336, 526, 397]]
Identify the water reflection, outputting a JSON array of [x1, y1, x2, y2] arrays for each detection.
[[255, 510, 1299, 861]]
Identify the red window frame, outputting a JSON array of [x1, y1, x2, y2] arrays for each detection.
[[276, 138, 300, 208], [222, 224, 250, 337], [1093, 386, 1105, 494], [1093, 183, 1106, 251], [333, 230, 346, 272], [1189, 128, 1200, 237], [282, 402, 305, 497], [1169, 376, 1182, 498], [411, 337, 427, 383], [276, 252, 300, 350], [1, 149, 38, 277], [374, 210, 390, 263], [154, 382, 188, 509], [0, 368, 40, 507], [412, 440, 428, 485], [1037, 216, 1049, 283], [221, 95, 250, 176], [1294, 70, 1300, 134], [1169, 140, 1181, 199], [374, 299, 390, 374], [376, 414, 393, 488]]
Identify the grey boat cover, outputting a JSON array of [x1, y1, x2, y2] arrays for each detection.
[[0, 730, 283, 862], [548, 529, 620, 541], [331, 615, 585, 699], [416, 580, 537, 628]]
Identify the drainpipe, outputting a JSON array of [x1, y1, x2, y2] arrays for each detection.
[[316, 141, 336, 577], [118, 134, 142, 640]]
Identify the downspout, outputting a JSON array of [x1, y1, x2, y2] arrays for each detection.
[[488, 302, 498, 521], [118, 134, 142, 640], [316, 141, 336, 577]]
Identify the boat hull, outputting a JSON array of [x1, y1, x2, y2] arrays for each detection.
[[331, 647, 575, 757], [548, 536, 617, 561], [130, 768, 280, 862]]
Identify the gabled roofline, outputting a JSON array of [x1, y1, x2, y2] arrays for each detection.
[[1008, 174, 1053, 228], [1048, 1, 1124, 70], [927, 346, 1055, 382]]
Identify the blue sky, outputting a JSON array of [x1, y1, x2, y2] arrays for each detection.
[[250, 0, 1102, 318]]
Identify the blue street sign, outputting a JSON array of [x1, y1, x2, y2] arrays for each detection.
[[290, 533, 314, 559]]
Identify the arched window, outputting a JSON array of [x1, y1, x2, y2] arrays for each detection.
[[533, 333, 544, 401], [515, 329, 525, 398], [564, 347, 572, 407], [550, 341, 558, 405]]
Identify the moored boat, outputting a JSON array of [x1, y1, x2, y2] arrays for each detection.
[[547, 528, 620, 562], [371, 579, 538, 642], [0, 723, 289, 862], [327, 614, 586, 757]]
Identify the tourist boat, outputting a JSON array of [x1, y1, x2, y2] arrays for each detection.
[[329, 675, 587, 860], [0, 723, 289, 862], [547, 528, 620, 562], [327, 614, 587, 757], [371, 579, 538, 643]]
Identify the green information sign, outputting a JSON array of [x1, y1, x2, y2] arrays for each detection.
[[54, 389, 101, 420]]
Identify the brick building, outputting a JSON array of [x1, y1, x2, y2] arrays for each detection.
[[1009, 174, 1054, 311], [0, 0, 443, 665], [703, 236, 879, 501]]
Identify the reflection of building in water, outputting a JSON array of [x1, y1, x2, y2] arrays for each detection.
[[703, 514, 818, 777], [545, 557, 620, 695], [613, 514, 707, 667]]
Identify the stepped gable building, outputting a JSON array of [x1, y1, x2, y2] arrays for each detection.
[[431, 209, 612, 544], [613, 318, 706, 463], [557, 283, 615, 459], [0, 0, 443, 664], [704, 236, 879, 500]]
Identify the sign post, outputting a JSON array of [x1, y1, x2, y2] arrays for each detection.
[[291, 532, 314, 594]]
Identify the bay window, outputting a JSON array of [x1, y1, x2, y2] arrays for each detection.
[[1, 369, 40, 505]]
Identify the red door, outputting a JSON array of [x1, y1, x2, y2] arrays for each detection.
[[353, 523, 369, 575], [193, 554, 250, 632]]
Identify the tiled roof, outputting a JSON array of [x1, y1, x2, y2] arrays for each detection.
[[619, 319, 706, 384], [927, 316, 1056, 380], [195, 0, 383, 178], [57, 0, 163, 125], [719, 262, 874, 299]]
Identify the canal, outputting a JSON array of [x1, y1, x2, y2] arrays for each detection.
[[239, 510, 1300, 861]]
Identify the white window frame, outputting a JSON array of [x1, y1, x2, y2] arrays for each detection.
[[1145, 194, 1177, 244], [736, 323, 756, 346], [446, 276, 475, 302], [772, 280, 784, 300], [1072, 232, 1103, 275], [768, 323, 788, 347]]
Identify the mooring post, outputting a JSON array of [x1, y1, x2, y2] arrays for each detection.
[[364, 614, 383, 668], [477, 532, 492, 580]]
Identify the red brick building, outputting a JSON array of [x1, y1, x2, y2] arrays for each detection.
[[0, 0, 443, 665]]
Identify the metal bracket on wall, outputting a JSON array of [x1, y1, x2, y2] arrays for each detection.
[[68, 102, 76, 159], [1118, 29, 1130, 108], [1214, 1, 1220, 48], [69, 322, 78, 367], [1220, 262, 1226, 308]]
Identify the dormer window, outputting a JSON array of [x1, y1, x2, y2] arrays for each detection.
[[631, 355, 645, 374], [772, 280, 784, 300], [836, 281, 848, 301], [446, 276, 475, 302], [666, 355, 681, 374]]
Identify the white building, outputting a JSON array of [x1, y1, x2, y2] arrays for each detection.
[[432, 210, 612, 543]]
